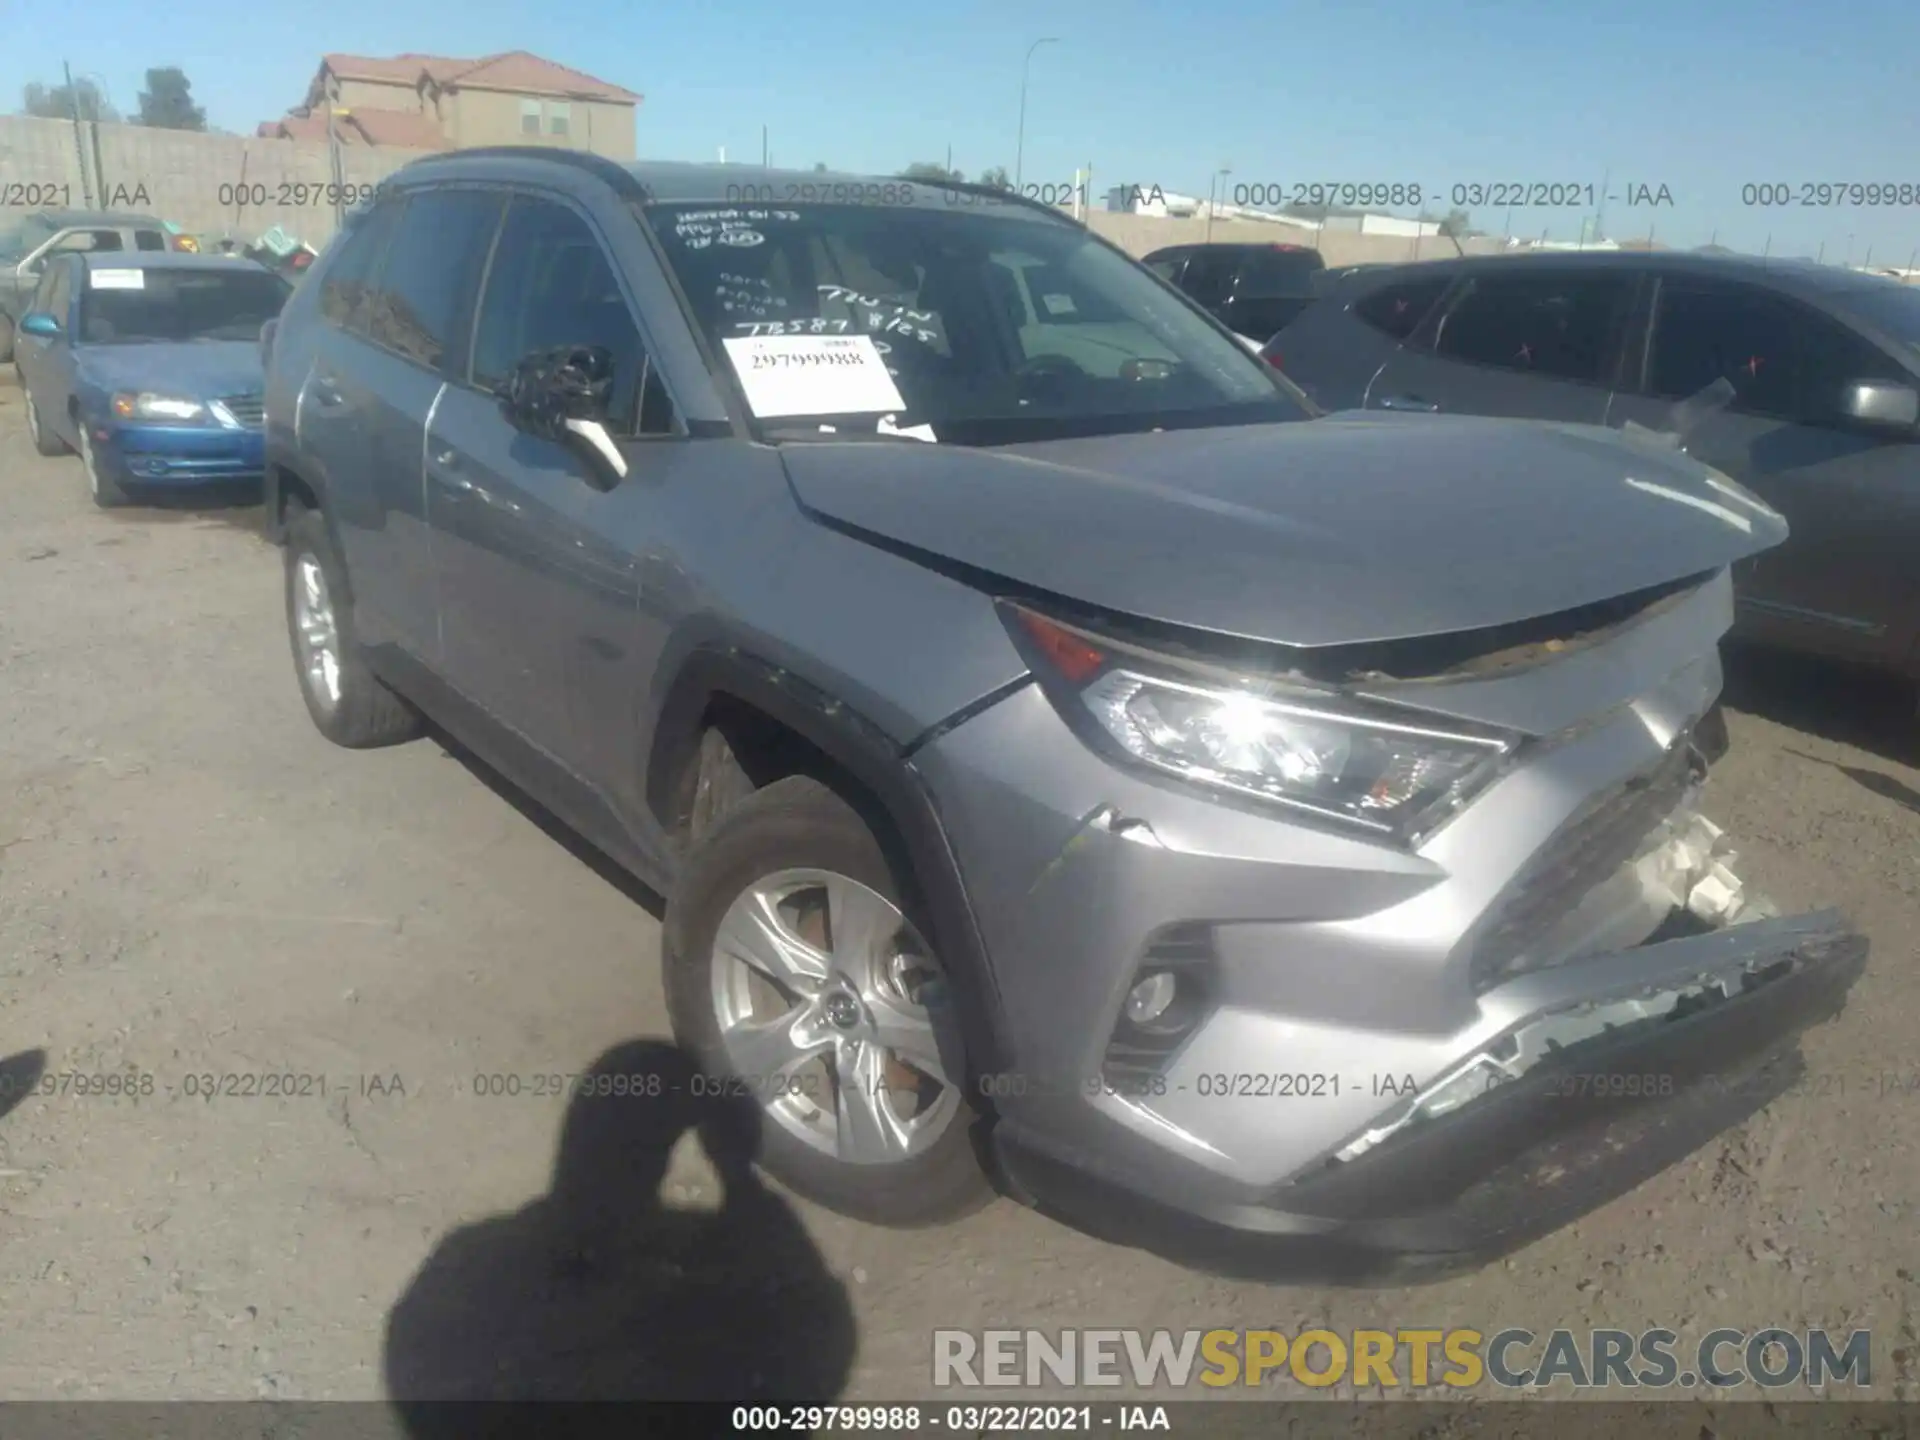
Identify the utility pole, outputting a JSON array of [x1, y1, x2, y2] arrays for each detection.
[[1014, 37, 1060, 190], [63, 60, 94, 207]]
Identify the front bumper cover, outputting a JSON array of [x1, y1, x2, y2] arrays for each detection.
[[991, 909, 1866, 1280]]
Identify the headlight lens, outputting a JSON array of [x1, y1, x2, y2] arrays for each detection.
[[1011, 606, 1518, 843], [112, 392, 206, 422]]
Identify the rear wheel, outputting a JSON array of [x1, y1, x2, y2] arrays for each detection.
[[664, 775, 992, 1226], [283, 502, 423, 748]]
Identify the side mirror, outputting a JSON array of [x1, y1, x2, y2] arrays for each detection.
[[19, 311, 61, 338], [500, 345, 629, 485], [1840, 380, 1920, 432]]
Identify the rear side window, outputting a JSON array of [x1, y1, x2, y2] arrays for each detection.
[[319, 201, 402, 335], [1144, 254, 1184, 284], [135, 230, 168, 252], [1353, 275, 1451, 340], [1434, 271, 1632, 384], [366, 188, 506, 370]]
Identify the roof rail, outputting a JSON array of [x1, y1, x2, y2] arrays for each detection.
[[903, 176, 1085, 230], [388, 145, 652, 203]]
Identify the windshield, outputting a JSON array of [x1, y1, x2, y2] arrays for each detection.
[[78, 266, 291, 344], [647, 201, 1311, 443]]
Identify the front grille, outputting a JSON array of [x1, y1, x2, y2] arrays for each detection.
[[217, 392, 264, 428], [1465, 737, 1702, 992]]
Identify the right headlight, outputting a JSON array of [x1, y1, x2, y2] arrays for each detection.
[[1006, 604, 1519, 845]]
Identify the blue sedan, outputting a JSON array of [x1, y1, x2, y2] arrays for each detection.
[[15, 252, 291, 507]]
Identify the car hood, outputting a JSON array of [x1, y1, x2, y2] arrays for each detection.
[[778, 413, 1789, 648], [76, 340, 263, 400]]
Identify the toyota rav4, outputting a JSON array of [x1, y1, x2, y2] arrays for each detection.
[[258, 150, 1866, 1276]]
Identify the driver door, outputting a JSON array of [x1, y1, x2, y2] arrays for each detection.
[[426, 190, 674, 761]]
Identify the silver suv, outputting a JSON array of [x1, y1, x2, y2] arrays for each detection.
[[260, 149, 1865, 1275]]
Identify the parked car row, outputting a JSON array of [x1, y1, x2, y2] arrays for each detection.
[[8, 154, 1869, 1277], [1260, 251, 1920, 680]]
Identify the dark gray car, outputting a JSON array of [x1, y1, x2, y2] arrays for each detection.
[[1268, 253, 1920, 677], [259, 151, 1864, 1274]]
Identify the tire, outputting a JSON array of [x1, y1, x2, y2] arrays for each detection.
[[25, 389, 69, 457], [76, 422, 128, 507], [282, 501, 423, 748], [664, 774, 993, 1226]]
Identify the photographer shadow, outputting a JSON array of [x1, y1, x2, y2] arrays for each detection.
[[384, 1038, 854, 1435]]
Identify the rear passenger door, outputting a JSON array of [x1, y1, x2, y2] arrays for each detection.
[[1607, 276, 1920, 664], [305, 188, 505, 662], [426, 190, 682, 763], [1365, 266, 1635, 424]]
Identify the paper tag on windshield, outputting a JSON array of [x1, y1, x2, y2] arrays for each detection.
[[90, 268, 144, 290], [722, 334, 905, 417], [1041, 292, 1077, 316]]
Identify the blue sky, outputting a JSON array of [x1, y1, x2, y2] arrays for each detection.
[[7, 0, 1920, 260]]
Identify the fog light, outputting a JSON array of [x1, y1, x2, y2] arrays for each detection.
[[1125, 971, 1178, 1026]]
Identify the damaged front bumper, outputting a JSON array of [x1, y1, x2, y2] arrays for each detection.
[[993, 907, 1866, 1277]]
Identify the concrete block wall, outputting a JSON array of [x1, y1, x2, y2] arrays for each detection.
[[0, 115, 433, 248]]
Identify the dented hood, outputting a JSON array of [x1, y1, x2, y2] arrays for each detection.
[[779, 413, 1788, 648]]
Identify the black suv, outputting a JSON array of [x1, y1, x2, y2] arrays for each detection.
[[1142, 241, 1327, 343], [1268, 252, 1920, 678]]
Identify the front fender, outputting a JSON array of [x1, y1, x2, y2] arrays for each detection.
[[644, 644, 1022, 1079]]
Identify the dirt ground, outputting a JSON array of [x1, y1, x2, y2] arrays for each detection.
[[1, 368, 1917, 1407]]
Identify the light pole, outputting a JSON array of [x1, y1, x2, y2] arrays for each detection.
[[1205, 165, 1231, 243], [1014, 37, 1060, 191]]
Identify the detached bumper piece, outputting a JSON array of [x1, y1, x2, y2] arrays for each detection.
[[995, 910, 1865, 1282]]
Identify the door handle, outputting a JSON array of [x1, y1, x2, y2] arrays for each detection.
[[1377, 393, 1440, 413], [429, 451, 473, 493]]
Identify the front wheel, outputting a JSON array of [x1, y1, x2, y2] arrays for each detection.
[[76, 423, 127, 506], [664, 775, 992, 1226], [25, 390, 69, 457]]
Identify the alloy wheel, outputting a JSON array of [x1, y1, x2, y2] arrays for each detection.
[[709, 867, 962, 1165], [291, 553, 343, 712]]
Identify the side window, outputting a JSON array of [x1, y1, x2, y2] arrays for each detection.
[[1434, 271, 1632, 384], [319, 201, 402, 335], [365, 189, 506, 370], [1646, 282, 1801, 419], [1179, 251, 1236, 309], [31, 258, 65, 314], [50, 228, 123, 255], [1796, 311, 1911, 429], [134, 230, 168, 252], [1353, 275, 1452, 341], [471, 195, 673, 436], [1144, 254, 1185, 285]]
